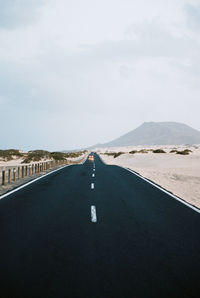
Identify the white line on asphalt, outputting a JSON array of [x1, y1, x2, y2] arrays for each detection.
[[92, 173, 95, 177], [91, 183, 94, 189], [80, 154, 90, 164], [93, 168, 95, 171], [125, 167, 200, 214], [97, 153, 200, 214], [0, 164, 74, 200], [91, 205, 97, 222], [98, 155, 106, 164]]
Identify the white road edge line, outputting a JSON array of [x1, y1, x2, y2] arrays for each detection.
[[124, 167, 200, 214], [0, 164, 74, 200], [97, 154, 200, 214], [91, 205, 97, 222], [0, 154, 90, 201], [80, 154, 90, 165], [91, 183, 94, 189]]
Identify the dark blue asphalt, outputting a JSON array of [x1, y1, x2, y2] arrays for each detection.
[[0, 153, 199, 298]]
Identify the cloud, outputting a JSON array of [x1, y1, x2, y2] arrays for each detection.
[[1, 0, 200, 150], [1, 15, 199, 115], [185, 4, 200, 30], [0, 0, 45, 29], [81, 18, 197, 64]]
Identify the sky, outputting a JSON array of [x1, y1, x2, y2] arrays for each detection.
[[0, 0, 200, 151]]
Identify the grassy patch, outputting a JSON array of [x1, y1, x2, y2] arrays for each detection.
[[103, 152, 125, 158], [64, 151, 87, 158], [50, 152, 67, 161], [138, 149, 148, 153], [22, 150, 87, 163], [113, 152, 125, 158], [129, 150, 138, 154], [22, 150, 51, 163], [170, 150, 178, 153], [152, 149, 166, 153], [103, 152, 116, 156], [0, 149, 23, 161], [176, 149, 192, 155]]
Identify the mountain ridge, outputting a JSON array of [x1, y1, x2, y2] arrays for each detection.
[[91, 122, 200, 148]]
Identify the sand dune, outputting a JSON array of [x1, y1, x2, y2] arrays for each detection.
[[98, 145, 200, 208]]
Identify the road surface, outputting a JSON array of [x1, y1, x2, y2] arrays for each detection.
[[0, 153, 200, 298]]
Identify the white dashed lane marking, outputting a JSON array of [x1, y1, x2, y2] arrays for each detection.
[[91, 206, 97, 222], [91, 183, 94, 189], [92, 173, 95, 177]]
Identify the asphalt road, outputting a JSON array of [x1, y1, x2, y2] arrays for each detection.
[[0, 153, 200, 298]]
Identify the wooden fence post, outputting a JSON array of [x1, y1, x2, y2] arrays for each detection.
[[2, 170, 6, 185], [13, 168, 16, 181], [29, 165, 31, 175], [18, 167, 20, 179], [8, 169, 11, 184], [22, 166, 25, 178]]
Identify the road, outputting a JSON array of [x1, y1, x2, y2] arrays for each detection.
[[0, 153, 200, 298]]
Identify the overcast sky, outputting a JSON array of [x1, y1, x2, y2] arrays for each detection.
[[0, 0, 200, 151]]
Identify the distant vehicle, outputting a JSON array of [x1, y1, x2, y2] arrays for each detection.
[[88, 155, 94, 161]]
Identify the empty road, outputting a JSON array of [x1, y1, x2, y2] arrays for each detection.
[[0, 153, 200, 298]]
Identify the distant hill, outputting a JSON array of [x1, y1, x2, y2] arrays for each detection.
[[93, 122, 200, 148]]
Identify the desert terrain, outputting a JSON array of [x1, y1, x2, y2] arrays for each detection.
[[98, 145, 200, 208]]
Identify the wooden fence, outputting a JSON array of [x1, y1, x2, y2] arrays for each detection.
[[1, 160, 68, 186]]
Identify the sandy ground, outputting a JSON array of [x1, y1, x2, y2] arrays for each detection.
[[0, 158, 53, 168], [97, 145, 200, 209], [0, 153, 87, 169]]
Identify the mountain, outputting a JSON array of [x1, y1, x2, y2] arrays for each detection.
[[93, 122, 200, 148]]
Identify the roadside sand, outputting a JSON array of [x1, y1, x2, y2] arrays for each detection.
[[0, 153, 87, 169], [98, 145, 200, 208], [0, 158, 24, 168]]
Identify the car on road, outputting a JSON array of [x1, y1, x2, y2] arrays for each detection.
[[88, 155, 94, 161]]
